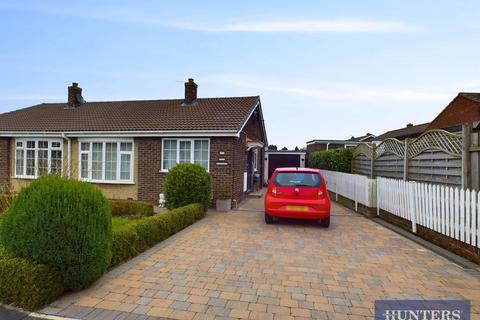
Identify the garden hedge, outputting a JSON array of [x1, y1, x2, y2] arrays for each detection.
[[109, 199, 154, 217], [0, 257, 63, 310], [0, 176, 112, 290], [308, 148, 353, 173], [164, 163, 212, 210], [111, 203, 205, 267]]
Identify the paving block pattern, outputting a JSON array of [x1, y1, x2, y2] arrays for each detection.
[[44, 202, 480, 320]]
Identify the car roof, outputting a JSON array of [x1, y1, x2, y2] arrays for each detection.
[[274, 167, 321, 173]]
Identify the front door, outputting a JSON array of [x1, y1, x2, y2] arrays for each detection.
[[247, 149, 253, 192]]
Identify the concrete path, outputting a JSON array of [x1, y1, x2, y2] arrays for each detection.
[[42, 199, 480, 320]]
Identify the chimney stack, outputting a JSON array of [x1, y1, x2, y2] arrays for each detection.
[[68, 82, 83, 107], [406, 123, 413, 128], [184, 78, 197, 105]]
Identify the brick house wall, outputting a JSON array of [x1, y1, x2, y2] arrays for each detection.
[[136, 137, 164, 204], [0, 137, 10, 187], [136, 136, 252, 206]]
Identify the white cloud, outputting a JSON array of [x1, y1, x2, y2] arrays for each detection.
[[203, 75, 450, 106], [183, 19, 420, 34], [0, 1, 420, 34]]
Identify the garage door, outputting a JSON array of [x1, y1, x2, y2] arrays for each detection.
[[268, 154, 301, 180]]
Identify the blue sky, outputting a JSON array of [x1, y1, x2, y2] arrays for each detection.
[[1, 1, 479, 148]]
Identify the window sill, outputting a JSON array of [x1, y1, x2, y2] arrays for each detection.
[[12, 175, 36, 180], [78, 179, 135, 185], [159, 169, 210, 173]]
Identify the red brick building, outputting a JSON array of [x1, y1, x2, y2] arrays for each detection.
[[0, 79, 267, 206]]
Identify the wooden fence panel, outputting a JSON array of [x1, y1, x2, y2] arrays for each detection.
[[352, 154, 371, 176], [408, 150, 461, 186], [373, 153, 404, 179]]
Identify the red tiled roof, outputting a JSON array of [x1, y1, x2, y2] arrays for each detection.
[[0, 96, 260, 133]]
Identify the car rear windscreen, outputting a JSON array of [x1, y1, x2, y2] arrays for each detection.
[[273, 172, 322, 188]]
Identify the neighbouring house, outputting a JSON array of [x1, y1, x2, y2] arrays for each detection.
[[264, 150, 306, 184], [306, 134, 375, 153], [347, 133, 377, 143], [427, 92, 480, 131], [375, 122, 430, 141], [0, 79, 267, 206]]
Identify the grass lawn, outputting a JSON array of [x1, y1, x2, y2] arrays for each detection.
[[111, 216, 139, 230]]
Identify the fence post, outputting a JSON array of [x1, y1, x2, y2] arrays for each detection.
[[408, 182, 417, 233], [377, 178, 380, 216], [462, 122, 472, 189], [370, 143, 375, 179], [354, 176, 358, 212], [335, 173, 338, 201], [403, 138, 409, 181]]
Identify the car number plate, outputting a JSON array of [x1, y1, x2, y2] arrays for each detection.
[[286, 205, 308, 211]]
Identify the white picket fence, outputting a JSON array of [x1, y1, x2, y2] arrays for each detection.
[[377, 177, 480, 248], [321, 169, 376, 209]]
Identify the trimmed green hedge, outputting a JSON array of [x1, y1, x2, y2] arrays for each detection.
[[309, 148, 353, 173], [164, 163, 212, 210], [0, 257, 63, 310], [0, 176, 112, 291], [111, 203, 205, 267], [109, 199, 154, 217]]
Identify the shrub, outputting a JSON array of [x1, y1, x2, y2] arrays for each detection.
[[164, 163, 212, 210], [0, 176, 112, 290], [216, 185, 231, 200], [0, 257, 63, 310], [309, 148, 352, 173], [111, 203, 205, 267], [109, 199, 154, 217]]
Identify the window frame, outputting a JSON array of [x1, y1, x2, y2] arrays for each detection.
[[161, 138, 210, 172], [253, 149, 258, 172], [78, 138, 134, 184], [14, 138, 63, 179]]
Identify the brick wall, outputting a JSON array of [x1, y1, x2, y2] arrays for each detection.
[[242, 110, 264, 142], [0, 137, 10, 186], [136, 137, 163, 204], [210, 137, 234, 200], [379, 209, 480, 264], [232, 135, 248, 202], [136, 136, 248, 206]]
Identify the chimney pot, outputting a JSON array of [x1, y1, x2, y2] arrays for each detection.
[[68, 82, 83, 108], [184, 78, 198, 104]]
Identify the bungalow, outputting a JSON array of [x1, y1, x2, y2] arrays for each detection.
[[0, 79, 267, 206]]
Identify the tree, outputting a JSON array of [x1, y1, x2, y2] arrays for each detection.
[[267, 145, 277, 151], [281, 147, 288, 151], [294, 146, 299, 151]]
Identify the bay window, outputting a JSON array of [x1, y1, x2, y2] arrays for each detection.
[[15, 139, 63, 178], [162, 139, 209, 171], [79, 140, 134, 183]]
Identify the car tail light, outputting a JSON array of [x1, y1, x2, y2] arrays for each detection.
[[271, 187, 277, 196], [318, 184, 327, 199]]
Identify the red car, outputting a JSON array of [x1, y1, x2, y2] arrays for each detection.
[[264, 168, 331, 227]]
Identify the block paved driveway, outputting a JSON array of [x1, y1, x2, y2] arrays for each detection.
[[43, 199, 480, 320]]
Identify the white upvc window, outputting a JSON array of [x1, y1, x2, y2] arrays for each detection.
[[162, 138, 210, 171], [14, 139, 63, 178], [79, 139, 134, 184]]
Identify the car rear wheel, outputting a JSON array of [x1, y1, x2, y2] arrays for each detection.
[[320, 217, 330, 228], [265, 213, 274, 224]]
